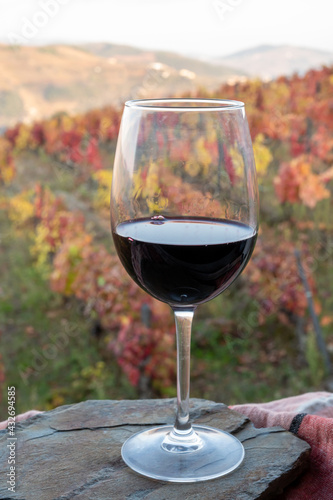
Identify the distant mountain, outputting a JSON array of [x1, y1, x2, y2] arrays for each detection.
[[82, 43, 242, 80], [0, 43, 243, 128], [215, 44, 333, 80]]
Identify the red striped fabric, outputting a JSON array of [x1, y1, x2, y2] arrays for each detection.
[[232, 392, 333, 499]]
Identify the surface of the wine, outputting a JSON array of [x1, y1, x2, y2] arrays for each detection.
[[113, 217, 257, 307]]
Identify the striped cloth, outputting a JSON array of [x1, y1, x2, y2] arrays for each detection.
[[231, 392, 333, 499]]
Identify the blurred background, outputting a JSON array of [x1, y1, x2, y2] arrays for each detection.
[[1, 0, 333, 415]]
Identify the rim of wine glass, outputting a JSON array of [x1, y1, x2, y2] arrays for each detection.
[[125, 98, 244, 111]]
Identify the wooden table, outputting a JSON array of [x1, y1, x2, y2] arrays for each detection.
[[0, 399, 310, 499]]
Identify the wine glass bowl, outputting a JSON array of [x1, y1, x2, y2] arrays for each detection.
[[111, 98, 258, 482]]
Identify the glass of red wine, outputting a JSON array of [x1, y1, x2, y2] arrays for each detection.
[[111, 98, 258, 482]]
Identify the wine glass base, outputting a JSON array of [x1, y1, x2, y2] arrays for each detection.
[[121, 425, 244, 483]]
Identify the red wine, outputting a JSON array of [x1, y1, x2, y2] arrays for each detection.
[[113, 217, 257, 307]]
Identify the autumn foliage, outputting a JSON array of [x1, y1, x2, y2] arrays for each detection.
[[1, 65, 333, 392]]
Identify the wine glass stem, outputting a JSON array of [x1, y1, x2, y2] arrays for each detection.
[[173, 308, 195, 434]]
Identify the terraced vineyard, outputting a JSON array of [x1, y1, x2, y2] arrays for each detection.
[[1, 66, 333, 414]]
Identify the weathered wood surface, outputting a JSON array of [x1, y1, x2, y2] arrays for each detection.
[[0, 399, 310, 500]]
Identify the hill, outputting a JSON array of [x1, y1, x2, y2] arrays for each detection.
[[82, 42, 241, 79], [1, 65, 333, 413], [215, 44, 333, 80], [0, 43, 243, 128]]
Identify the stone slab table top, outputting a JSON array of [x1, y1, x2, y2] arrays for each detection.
[[0, 398, 310, 500]]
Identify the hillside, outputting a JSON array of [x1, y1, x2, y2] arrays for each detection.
[[1, 66, 333, 413], [0, 43, 243, 128], [82, 42, 241, 79], [216, 44, 333, 79]]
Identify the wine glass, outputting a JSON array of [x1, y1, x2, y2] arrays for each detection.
[[111, 98, 258, 482]]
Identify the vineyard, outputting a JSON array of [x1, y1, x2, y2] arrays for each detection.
[[1, 66, 333, 414]]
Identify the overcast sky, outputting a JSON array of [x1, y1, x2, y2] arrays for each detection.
[[1, 0, 332, 58]]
